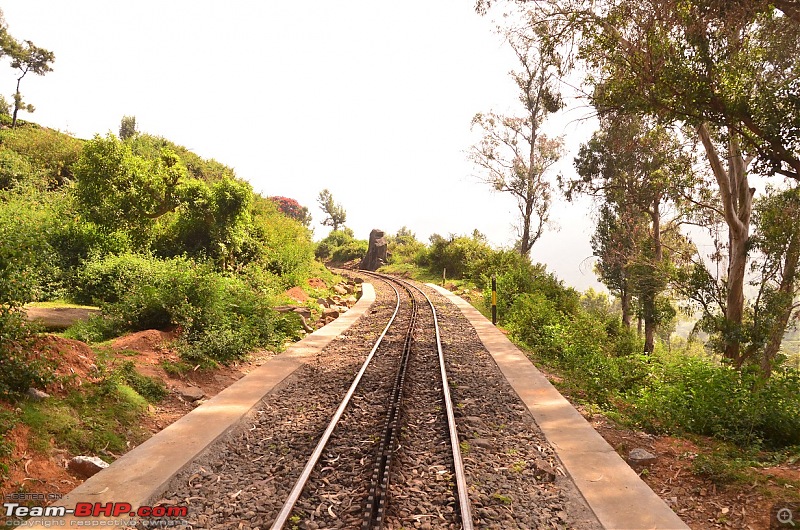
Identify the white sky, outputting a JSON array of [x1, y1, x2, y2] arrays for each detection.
[[1, 0, 603, 291]]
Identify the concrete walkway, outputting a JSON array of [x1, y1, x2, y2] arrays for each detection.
[[429, 284, 689, 530], [31, 283, 376, 526]]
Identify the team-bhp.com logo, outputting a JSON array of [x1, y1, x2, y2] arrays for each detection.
[[3, 502, 188, 525]]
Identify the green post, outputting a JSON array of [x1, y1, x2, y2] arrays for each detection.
[[491, 274, 497, 325]]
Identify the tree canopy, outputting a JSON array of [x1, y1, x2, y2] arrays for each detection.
[[317, 188, 346, 232], [470, 20, 564, 256]]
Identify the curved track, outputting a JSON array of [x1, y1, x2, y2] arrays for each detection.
[[270, 272, 473, 529]]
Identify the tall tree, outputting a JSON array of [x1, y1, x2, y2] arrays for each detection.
[[750, 185, 800, 376], [571, 114, 694, 352], [119, 115, 138, 140], [269, 196, 312, 227], [590, 203, 644, 329], [5, 38, 54, 128], [469, 19, 564, 257], [317, 189, 346, 231]]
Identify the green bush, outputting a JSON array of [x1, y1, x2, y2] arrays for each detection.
[[69, 253, 301, 364], [0, 147, 35, 190], [115, 361, 167, 402], [315, 229, 367, 263], [73, 253, 166, 306], [422, 233, 492, 281], [63, 315, 118, 344], [0, 323, 55, 399], [387, 228, 426, 265], [626, 357, 800, 448], [485, 261, 580, 324], [0, 127, 83, 189], [332, 240, 368, 263], [0, 192, 58, 398]]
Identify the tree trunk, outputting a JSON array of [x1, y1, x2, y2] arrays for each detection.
[[642, 198, 663, 355], [11, 94, 20, 129], [698, 124, 754, 365], [644, 304, 656, 353], [518, 173, 536, 256], [621, 287, 632, 328], [11, 76, 23, 129], [761, 229, 800, 377], [726, 224, 749, 363]]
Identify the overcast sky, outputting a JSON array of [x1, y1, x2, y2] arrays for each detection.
[[1, 1, 603, 291]]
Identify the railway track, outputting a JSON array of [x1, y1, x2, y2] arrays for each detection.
[[270, 272, 473, 529], [151, 273, 588, 529]]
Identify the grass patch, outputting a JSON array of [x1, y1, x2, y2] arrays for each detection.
[[19, 377, 151, 456], [26, 301, 99, 310], [160, 359, 192, 377], [115, 361, 167, 402]]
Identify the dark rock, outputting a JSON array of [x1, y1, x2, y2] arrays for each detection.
[[532, 458, 557, 482], [176, 385, 205, 402], [68, 455, 109, 478], [359, 229, 389, 271], [27, 388, 50, 401], [627, 447, 658, 468]]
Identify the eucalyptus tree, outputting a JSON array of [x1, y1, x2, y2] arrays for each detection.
[[589, 203, 645, 330], [469, 18, 564, 257], [750, 185, 800, 376], [570, 114, 695, 352]]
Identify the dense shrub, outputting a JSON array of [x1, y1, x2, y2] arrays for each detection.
[[387, 228, 426, 265], [626, 358, 800, 447], [315, 228, 367, 263], [485, 260, 580, 322], [249, 198, 315, 282], [70, 253, 301, 364], [0, 127, 83, 189], [0, 194, 56, 398], [421, 233, 492, 281], [0, 147, 34, 190]]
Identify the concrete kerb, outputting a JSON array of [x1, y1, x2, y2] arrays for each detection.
[[31, 282, 376, 526], [427, 284, 689, 530]]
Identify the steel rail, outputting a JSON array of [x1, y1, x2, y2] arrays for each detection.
[[393, 276, 474, 530], [361, 277, 417, 529], [270, 272, 473, 530], [269, 278, 402, 530], [365, 273, 474, 530]]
